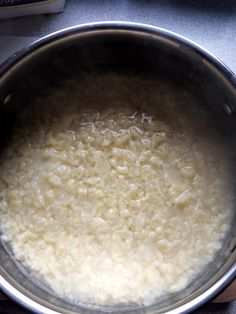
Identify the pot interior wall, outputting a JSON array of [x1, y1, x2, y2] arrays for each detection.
[[0, 28, 236, 314]]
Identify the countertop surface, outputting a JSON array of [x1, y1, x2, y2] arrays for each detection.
[[0, 0, 236, 313], [1, 0, 236, 73]]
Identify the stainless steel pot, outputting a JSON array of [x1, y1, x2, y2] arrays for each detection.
[[0, 22, 236, 314]]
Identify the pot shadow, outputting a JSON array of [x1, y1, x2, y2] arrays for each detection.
[[0, 299, 32, 313], [194, 301, 234, 313]]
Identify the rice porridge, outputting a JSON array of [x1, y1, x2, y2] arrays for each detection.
[[0, 74, 232, 306]]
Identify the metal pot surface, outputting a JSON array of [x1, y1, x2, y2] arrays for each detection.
[[0, 22, 236, 314]]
